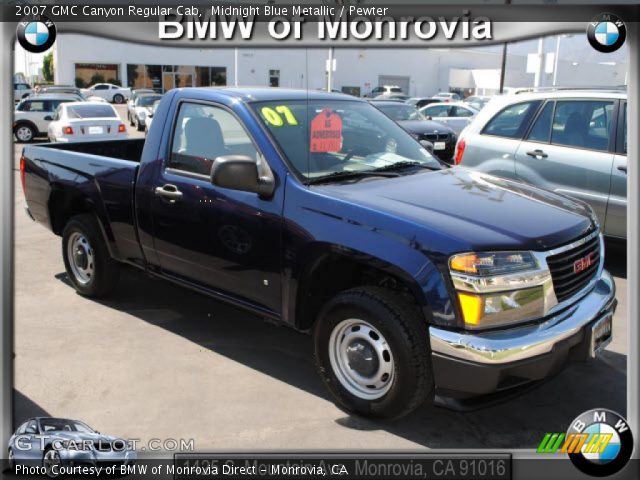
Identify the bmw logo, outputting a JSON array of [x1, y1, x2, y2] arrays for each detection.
[[567, 409, 633, 477], [587, 14, 626, 53], [16, 15, 56, 53]]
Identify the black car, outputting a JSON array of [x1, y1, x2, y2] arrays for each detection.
[[371, 100, 457, 162]]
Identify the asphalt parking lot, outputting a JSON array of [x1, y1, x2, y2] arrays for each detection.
[[12, 104, 628, 451]]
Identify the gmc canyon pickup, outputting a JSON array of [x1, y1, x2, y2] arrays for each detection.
[[21, 88, 616, 419]]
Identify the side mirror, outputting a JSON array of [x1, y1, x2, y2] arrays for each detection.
[[43, 115, 53, 121], [210, 155, 275, 198], [419, 140, 434, 154]]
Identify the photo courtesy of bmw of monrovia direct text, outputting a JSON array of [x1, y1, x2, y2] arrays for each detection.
[[1, 1, 638, 479]]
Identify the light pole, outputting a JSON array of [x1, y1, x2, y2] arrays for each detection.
[[553, 34, 572, 87]]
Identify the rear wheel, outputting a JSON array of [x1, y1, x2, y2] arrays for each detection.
[[314, 287, 433, 419], [62, 214, 120, 297], [136, 118, 144, 131], [128, 111, 134, 126], [113, 94, 124, 104], [14, 124, 34, 142]]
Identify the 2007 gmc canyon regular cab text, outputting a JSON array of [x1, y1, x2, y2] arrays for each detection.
[[21, 88, 616, 419]]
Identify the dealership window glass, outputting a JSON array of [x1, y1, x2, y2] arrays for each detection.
[[551, 100, 613, 150], [169, 103, 258, 176], [211, 67, 227, 86], [269, 69, 280, 87], [527, 102, 554, 143], [196, 66, 211, 87], [75, 63, 120, 88], [482, 101, 541, 139]]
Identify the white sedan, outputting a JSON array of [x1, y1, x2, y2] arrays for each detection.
[[419, 102, 480, 135], [84, 83, 131, 103], [47, 102, 129, 143]]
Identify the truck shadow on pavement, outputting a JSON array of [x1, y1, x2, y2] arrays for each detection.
[[51, 246, 627, 449]]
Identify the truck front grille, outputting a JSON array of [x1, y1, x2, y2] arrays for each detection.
[[547, 233, 600, 303]]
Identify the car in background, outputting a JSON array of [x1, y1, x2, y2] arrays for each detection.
[[8, 417, 136, 474], [14, 82, 33, 102], [371, 100, 457, 162], [13, 95, 78, 142], [126, 88, 156, 120], [455, 89, 627, 238], [373, 93, 410, 101], [37, 86, 108, 103], [406, 97, 441, 109], [85, 83, 131, 103], [144, 99, 161, 135], [464, 95, 492, 110], [431, 92, 461, 102], [420, 102, 480, 135], [47, 102, 128, 143], [128, 93, 163, 131], [363, 85, 404, 98]]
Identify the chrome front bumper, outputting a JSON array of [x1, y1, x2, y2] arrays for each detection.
[[430, 269, 616, 365]]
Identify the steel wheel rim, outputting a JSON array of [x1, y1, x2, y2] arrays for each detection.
[[43, 450, 60, 478], [328, 318, 395, 400], [16, 126, 32, 141], [67, 232, 95, 285]]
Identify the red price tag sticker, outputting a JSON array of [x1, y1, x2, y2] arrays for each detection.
[[310, 109, 343, 153]]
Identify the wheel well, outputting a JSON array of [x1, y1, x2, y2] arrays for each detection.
[[14, 120, 38, 134], [49, 190, 94, 236], [295, 253, 422, 331]]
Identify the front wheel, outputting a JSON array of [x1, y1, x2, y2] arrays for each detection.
[[14, 124, 34, 142], [43, 448, 61, 478], [113, 94, 124, 104], [314, 287, 433, 419], [62, 214, 120, 297]]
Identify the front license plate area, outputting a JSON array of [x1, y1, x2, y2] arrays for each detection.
[[590, 313, 612, 358]]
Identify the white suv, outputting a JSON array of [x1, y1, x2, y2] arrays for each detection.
[[455, 89, 627, 238], [13, 95, 77, 142]]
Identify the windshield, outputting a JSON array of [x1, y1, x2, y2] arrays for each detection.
[[39, 419, 95, 433], [137, 95, 162, 107], [375, 103, 425, 121], [67, 104, 117, 118], [252, 100, 440, 182]]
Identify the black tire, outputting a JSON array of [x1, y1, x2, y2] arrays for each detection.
[[128, 112, 134, 126], [113, 94, 124, 104], [14, 123, 35, 143], [136, 119, 144, 131], [62, 214, 120, 298], [313, 286, 433, 420]]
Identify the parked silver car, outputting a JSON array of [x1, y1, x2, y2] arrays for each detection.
[[420, 102, 479, 135], [455, 89, 627, 238]]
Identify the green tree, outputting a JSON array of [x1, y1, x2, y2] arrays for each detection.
[[42, 53, 54, 82], [90, 73, 105, 85]]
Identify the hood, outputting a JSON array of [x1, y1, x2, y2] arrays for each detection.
[[316, 167, 595, 253], [47, 431, 122, 443], [398, 119, 454, 136]]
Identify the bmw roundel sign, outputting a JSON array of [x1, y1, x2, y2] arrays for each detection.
[[16, 16, 57, 53]]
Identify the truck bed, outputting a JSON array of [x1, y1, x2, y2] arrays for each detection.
[[21, 139, 147, 266]]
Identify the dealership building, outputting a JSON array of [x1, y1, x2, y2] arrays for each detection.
[[51, 33, 628, 97]]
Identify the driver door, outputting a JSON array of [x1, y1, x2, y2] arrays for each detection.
[[150, 102, 283, 314]]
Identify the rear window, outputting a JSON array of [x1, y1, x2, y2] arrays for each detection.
[[66, 104, 117, 118], [482, 101, 541, 139], [390, 87, 403, 93]]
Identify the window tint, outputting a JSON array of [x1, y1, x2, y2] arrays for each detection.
[[527, 102, 554, 143], [452, 106, 474, 117], [483, 101, 541, 139], [66, 104, 117, 118], [169, 103, 258, 176], [551, 100, 613, 150], [423, 105, 450, 117], [93, 85, 108, 90]]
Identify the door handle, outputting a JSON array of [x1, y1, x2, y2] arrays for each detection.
[[154, 184, 183, 202], [618, 165, 627, 174], [526, 149, 548, 158]]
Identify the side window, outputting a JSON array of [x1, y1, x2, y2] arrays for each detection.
[[424, 105, 450, 117], [169, 103, 258, 176], [94, 85, 108, 90], [23, 101, 47, 112], [527, 102, 554, 143], [452, 106, 474, 118], [622, 103, 627, 154], [551, 100, 613, 150], [483, 101, 541, 139]]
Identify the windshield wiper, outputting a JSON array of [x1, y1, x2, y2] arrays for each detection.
[[307, 170, 400, 185], [372, 161, 442, 172]]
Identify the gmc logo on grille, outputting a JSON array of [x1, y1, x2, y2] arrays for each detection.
[[574, 252, 595, 273]]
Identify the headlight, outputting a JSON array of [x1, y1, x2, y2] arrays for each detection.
[[449, 251, 549, 329]]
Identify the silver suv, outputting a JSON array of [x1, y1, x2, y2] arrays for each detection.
[[455, 89, 627, 239]]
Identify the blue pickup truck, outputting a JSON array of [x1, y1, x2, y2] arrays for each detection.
[[21, 88, 616, 419]]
